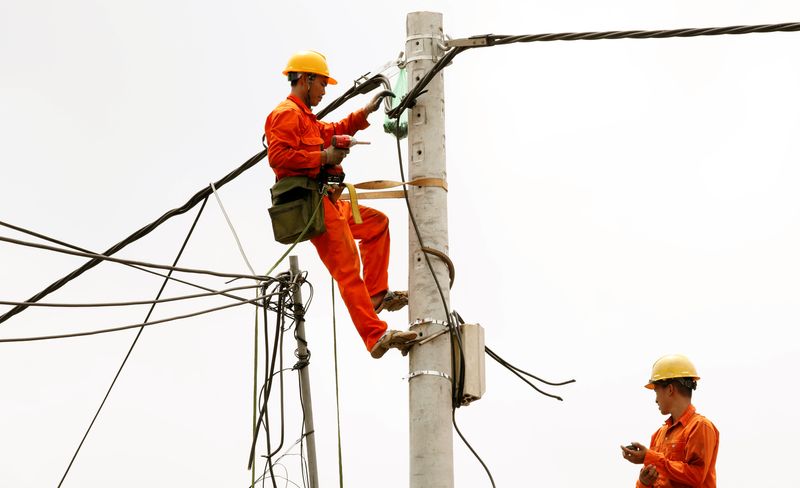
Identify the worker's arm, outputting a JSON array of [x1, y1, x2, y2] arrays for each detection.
[[317, 108, 370, 143], [266, 109, 326, 171], [643, 421, 717, 486]]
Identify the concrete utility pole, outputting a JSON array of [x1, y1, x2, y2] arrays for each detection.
[[289, 256, 319, 488], [406, 11, 454, 488]]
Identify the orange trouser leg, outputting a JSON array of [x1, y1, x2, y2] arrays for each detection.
[[310, 198, 388, 351], [343, 201, 390, 297]]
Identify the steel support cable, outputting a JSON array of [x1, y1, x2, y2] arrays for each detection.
[[0, 284, 260, 308], [487, 22, 800, 45], [0, 219, 259, 306], [57, 197, 207, 487], [0, 235, 267, 282], [0, 293, 270, 343], [388, 21, 800, 119], [0, 148, 268, 326]]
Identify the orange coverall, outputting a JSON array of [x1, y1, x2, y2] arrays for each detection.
[[637, 404, 719, 488], [265, 94, 390, 351]]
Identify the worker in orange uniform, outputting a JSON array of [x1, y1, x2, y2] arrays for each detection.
[[621, 354, 719, 487], [265, 50, 417, 358]]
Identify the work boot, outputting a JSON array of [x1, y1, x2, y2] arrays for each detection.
[[370, 329, 419, 359], [374, 290, 408, 314]]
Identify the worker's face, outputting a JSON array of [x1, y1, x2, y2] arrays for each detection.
[[653, 383, 671, 415], [306, 75, 328, 107]]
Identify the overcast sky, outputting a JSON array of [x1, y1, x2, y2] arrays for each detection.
[[2, 1, 800, 487]]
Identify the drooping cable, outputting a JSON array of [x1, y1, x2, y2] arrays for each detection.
[[0, 219, 259, 305], [0, 234, 265, 282], [57, 197, 208, 487], [0, 148, 268, 325], [0, 284, 260, 308], [0, 293, 270, 343]]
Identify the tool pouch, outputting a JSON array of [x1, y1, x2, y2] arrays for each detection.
[[268, 176, 325, 244]]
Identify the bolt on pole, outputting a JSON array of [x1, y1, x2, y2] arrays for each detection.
[[406, 11, 455, 488]]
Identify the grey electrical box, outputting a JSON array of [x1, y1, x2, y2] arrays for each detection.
[[453, 323, 486, 406]]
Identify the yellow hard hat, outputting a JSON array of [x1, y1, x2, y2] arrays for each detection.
[[645, 354, 700, 389], [282, 50, 337, 85]]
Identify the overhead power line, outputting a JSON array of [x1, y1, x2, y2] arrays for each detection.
[[389, 21, 800, 119], [0, 234, 266, 282], [0, 293, 268, 343], [0, 219, 258, 305], [0, 148, 268, 326]]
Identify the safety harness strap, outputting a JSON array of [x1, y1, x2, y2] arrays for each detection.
[[340, 177, 448, 201]]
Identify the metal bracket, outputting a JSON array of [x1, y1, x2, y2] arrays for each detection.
[[409, 317, 449, 328], [407, 370, 452, 381]]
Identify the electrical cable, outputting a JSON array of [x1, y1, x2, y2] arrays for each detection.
[[0, 284, 261, 308], [0, 234, 267, 282], [0, 148, 268, 325], [210, 181, 257, 276], [388, 22, 800, 120], [0, 219, 260, 305], [392, 125, 492, 486], [0, 292, 270, 343], [57, 197, 208, 487]]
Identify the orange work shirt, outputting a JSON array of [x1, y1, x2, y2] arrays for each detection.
[[264, 94, 369, 180], [638, 404, 719, 488]]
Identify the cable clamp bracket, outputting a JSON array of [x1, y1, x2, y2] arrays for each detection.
[[409, 317, 449, 329], [406, 370, 452, 382]]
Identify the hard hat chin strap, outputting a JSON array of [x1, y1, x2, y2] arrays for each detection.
[[304, 73, 317, 109]]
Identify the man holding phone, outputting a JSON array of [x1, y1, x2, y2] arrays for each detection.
[[621, 354, 719, 487]]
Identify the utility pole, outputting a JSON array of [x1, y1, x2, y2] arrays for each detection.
[[289, 256, 319, 488], [406, 11, 454, 488]]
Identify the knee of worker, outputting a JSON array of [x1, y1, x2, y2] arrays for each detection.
[[352, 205, 389, 239]]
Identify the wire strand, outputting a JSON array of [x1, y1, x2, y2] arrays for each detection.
[[0, 219, 260, 305], [0, 293, 269, 343], [0, 284, 261, 308], [0, 234, 267, 282]]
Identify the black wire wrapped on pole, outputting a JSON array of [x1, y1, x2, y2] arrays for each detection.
[[0, 148, 268, 326]]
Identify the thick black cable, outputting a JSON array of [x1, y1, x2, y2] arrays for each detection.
[[0, 234, 266, 282], [388, 22, 800, 119], [0, 148, 268, 325], [57, 197, 207, 487], [0, 219, 258, 305], [488, 22, 800, 45]]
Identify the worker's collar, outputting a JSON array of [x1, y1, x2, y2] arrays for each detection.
[[287, 94, 317, 119], [666, 403, 696, 428]]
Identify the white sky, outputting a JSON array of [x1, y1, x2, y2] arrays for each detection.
[[2, 1, 800, 487]]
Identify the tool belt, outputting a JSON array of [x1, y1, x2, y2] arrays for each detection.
[[268, 176, 326, 245]]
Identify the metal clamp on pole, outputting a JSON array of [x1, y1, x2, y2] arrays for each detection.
[[407, 370, 452, 382]]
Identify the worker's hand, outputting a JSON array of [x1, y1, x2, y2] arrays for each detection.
[[638, 465, 659, 486], [322, 145, 349, 166], [620, 442, 647, 464], [364, 90, 395, 114]]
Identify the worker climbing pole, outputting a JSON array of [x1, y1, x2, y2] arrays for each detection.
[[264, 49, 418, 359]]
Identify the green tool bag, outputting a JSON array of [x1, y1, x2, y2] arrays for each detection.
[[268, 176, 326, 245]]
